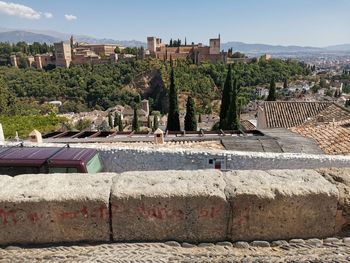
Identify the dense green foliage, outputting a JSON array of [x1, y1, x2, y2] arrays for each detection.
[[75, 118, 92, 131], [226, 78, 240, 130], [153, 115, 159, 132], [219, 65, 240, 130], [0, 41, 53, 66], [0, 60, 151, 112], [0, 57, 309, 116], [147, 115, 152, 129], [166, 67, 180, 131], [184, 96, 197, 131], [117, 114, 123, 131], [108, 112, 113, 128], [267, 79, 276, 101], [132, 107, 140, 132], [219, 64, 233, 128], [0, 114, 66, 139]]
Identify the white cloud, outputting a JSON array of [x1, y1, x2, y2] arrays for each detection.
[[43, 12, 53, 18], [0, 1, 53, 19], [0, 1, 40, 19], [65, 14, 77, 21]]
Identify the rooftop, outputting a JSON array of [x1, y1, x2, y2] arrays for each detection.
[[261, 101, 337, 128]]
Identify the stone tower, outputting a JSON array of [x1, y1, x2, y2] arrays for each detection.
[[10, 55, 18, 67], [209, 34, 220, 55], [35, 55, 43, 69], [147, 37, 157, 54]]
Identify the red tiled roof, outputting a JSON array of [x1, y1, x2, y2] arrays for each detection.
[[303, 103, 350, 126], [263, 101, 333, 128], [291, 124, 350, 155]]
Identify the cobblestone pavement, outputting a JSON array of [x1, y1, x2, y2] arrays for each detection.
[[1, 239, 350, 263]]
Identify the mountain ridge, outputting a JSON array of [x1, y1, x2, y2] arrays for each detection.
[[1, 28, 349, 53]]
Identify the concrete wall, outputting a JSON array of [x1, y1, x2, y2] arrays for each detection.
[[96, 146, 350, 173], [0, 169, 350, 245]]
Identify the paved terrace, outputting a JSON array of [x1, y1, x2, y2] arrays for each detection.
[[1, 239, 350, 262]]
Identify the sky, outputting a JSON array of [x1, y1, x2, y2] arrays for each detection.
[[0, 0, 349, 47]]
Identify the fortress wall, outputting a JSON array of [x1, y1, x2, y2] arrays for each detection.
[[0, 169, 349, 246]]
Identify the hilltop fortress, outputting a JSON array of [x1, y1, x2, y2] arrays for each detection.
[[147, 35, 227, 64], [9, 35, 269, 69], [10, 36, 123, 69]]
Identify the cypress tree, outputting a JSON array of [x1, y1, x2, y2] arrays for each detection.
[[283, 79, 288, 89], [118, 114, 123, 132], [166, 67, 180, 131], [184, 96, 197, 131], [132, 107, 139, 132], [108, 112, 113, 128], [219, 64, 233, 129], [113, 113, 118, 128], [198, 114, 202, 123], [267, 79, 277, 101], [226, 78, 240, 130], [147, 115, 152, 128], [153, 115, 159, 132]]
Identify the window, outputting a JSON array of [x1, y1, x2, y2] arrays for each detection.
[[0, 166, 40, 176], [86, 153, 103, 173], [214, 161, 222, 170]]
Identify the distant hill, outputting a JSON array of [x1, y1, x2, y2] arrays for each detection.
[[0, 29, 146, 47], [221, 41, 323, 54], [325, 44, 350, 52], [0, 30, 60, 44], [0, 28, 349, 52]]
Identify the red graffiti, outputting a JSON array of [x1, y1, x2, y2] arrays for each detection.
[[58, 206, 89, 219], [198, 206, 223, 219], [138, 205, 184, 220], [0, 209, 18, 225], [57, 204, 109, 220], [90, 204, 109, 219], [27, 212, 44, 223]]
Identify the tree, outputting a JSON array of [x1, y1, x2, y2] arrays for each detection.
[[226, 78, 240, 130], [147, 115, 152, 129], [108, 112, 113, 128], [0, 77, 16, 115], [283, 79, 288, 89], [114, 113, 118, 128], [166, 67, 180, 131], [198, 114, 202, 123], [118, 114, 123, 132], [153, 115, 159, 132], [267, 79, 276, 101], [219, 64, 233, 129], [132, 107, 139, 132], [114, 46, 121, 54], [184, 96, 197, 131], [75, 118, 92, 131]]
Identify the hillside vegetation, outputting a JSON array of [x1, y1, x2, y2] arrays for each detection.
[[0, 57, 310, 115]]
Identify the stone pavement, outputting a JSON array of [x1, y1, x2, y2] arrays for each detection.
[[1, 239, 350, 263]]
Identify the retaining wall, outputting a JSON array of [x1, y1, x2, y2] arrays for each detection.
[[0, 169, 349, 245], [96, 146, 350, 173]]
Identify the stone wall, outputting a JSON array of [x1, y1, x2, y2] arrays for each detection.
[[0, 169, 350, 245], [95, 146, 350, 173]]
